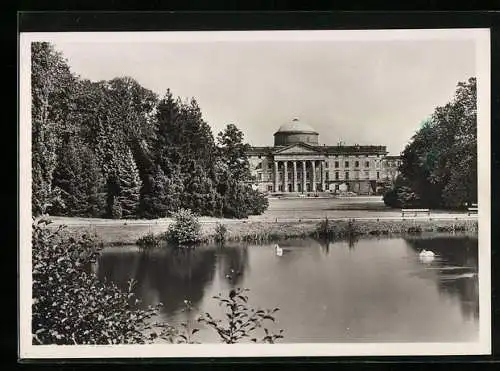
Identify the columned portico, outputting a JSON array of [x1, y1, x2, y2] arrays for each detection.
[[292, 161, 298, 192], [283, 161, 288, 192], [311, 161, 316, 192], [302, 161, 306, 193], [247, 118, 392, 196], [274, 161, 279, 192], [321, 160, 326, 192]]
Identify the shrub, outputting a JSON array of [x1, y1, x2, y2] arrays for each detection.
[[407, 226, 423, 234], [165, 208, 202, 246], [31, 218, 170, 345], [198, 288, 284, 344], [136, 232, 162, 248], [214, 223, 228, 244], [32, 218, 285, 345], [383, 188, 401, 208]]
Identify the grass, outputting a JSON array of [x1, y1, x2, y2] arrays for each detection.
[[51, 217, 478, 246], [46, 197, 478, 245]]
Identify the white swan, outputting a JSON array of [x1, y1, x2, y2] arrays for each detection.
[[419, 249, 435, 258], [275, 244, 283, 257]]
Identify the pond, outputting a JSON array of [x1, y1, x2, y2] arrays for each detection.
[[94, 234, 479, 343]]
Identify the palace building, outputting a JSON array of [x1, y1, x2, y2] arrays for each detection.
[[247, 118, 401, 195]]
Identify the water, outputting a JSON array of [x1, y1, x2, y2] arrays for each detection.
[[94, 234, 479, 343]]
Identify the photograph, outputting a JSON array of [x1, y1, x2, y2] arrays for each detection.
[[19, 28, 491, 358]]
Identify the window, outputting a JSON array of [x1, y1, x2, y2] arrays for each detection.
[[345, 171, 349, 180], [267, 185, 273, 192], [365, 161, 370, 168], [355, 161, 359, 168], [335, 161, 339, 168], [325, 171, 329, 181], [364, 171, 369, 179], [325, 162, 329, 168], [258, 155, 261, 159], [268, 163, 272, 169], [377, 171, 380, 179], [258, 173, 262, 181], [306, 172, 310, 180], [345, 161, 349, 168], [335, 171, 339, 180]]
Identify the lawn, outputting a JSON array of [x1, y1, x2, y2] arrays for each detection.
[[43, 196, 475, 245]]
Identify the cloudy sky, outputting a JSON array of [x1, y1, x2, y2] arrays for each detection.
[[52, 33, 476, 155]]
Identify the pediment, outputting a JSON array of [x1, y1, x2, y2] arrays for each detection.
[[273, 143, 321, 155]]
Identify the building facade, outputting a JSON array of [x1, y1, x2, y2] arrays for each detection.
[[247, 118, 401, 195]]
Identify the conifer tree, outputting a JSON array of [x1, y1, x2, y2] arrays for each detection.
[[31, 42, 77, 215], [52, 139, 106, 217], [117, 147, 142, 218]]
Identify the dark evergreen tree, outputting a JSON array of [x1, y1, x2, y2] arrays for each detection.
[[52, 139, 106, 217], [117, 147, 142, 218], [31, 42, 77, 215]]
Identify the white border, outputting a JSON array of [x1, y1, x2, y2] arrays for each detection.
[[19, 29, 491, 359]]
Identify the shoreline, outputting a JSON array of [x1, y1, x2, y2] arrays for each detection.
[[46, 216, 479, 246]]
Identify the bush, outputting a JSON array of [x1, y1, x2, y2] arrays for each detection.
[[136, 232, 162, 248], [198, 288, 284, 344], [214, 223, 228, 244], [407, 226, 423, 234], [32, 218, 285, 345], [383, 188, 401, 208], [165, 208, 202, 246], [31, 218, 171, 345]]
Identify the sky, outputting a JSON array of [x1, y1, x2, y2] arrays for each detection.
[[52, 36, 476, 155]]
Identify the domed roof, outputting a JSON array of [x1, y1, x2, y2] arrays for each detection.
[[275, 118, 318, 134]]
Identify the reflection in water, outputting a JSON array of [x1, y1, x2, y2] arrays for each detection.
[[404, 235, 479, 320], [96, 246, 250, 317], [97, 248, 217, 316], [95, 234, 479, 343], [217, 245, 249, 287]]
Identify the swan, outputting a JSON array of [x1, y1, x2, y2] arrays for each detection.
[[419, 249, 435, 258], [275, 244, 283, 256]]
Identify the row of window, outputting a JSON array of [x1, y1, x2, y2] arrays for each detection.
[[259, 160, 380, 170], [257, 171, 381, 181], [329, 160, 373, 168], [257, 154, 382, 159]]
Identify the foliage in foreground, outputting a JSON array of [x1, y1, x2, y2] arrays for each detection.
[[198, 288, 284, 344], [32, 218, 167, 344], [33, 219, 282, 344]]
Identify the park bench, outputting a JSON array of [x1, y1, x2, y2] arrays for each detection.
[[467, 207, 478, 216], [401, 208, 430, 217]]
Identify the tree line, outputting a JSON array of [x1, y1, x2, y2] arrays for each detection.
[[32, 42, 268, 219], [384, 77, 477, 209]]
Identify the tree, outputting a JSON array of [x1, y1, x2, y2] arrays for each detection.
[[51, 139, 106, 217], [31, 42, 77, 215], [386, 77, 477, 209], [217, 124, 252, 182], [116, 147, 142, 218], [216, 124, 269, 218]]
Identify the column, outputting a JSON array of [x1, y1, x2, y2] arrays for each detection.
[[274, 160, 279, 192], [302, 160, 307, 193], [312, 160, 316, 192], [292, 161, 297, 192], [283, 161, 288, 192], [321, 160, 326, 192]]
